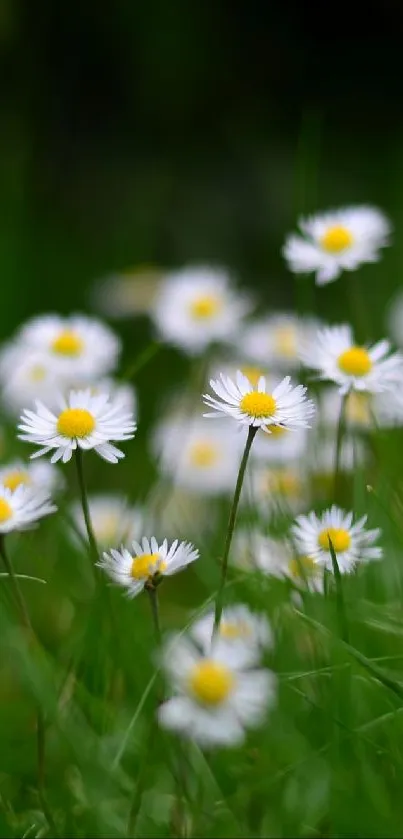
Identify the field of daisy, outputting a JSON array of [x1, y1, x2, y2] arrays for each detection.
[[2, 194, 403, 839]]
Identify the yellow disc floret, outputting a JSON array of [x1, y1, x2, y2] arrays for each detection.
[[345, 392, 371, 426], [337, 347, 372, 377], [288, 555, 317, 578], [0, 498, 12, 523], [274, 325, 297, 358], [240, 366, 265, 388], [3, 471, 31, 492], [57, 408, 96, 438], [318, 527, 351, 553], [240, 392, 277, 419], [220, 620, 251, 640], [189, 660, 234, 705], [265, 424, 288, 437], [51, 330, 84, 356], [130, 552, 166, 580], [189, 295, 221, 320], [189, 441, 218, 467], [320, 225, 353, 253]]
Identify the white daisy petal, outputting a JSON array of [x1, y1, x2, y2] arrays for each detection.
[[291, 506, 383, 573]]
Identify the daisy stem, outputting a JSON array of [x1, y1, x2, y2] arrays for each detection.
[[147, 586, 162, 646], [214, 426, 257, 632], [74, 449, 99, 565], [328, 537, 349, 644], [122, 341, 161, 382], [0, 536, 58, 837], [334, 393, 348, 502]]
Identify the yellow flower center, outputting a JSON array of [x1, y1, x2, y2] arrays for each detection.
[[318, 527, 351, 553], [220, 620, 252, 640], [337, 347, 372, 377], [29, 365, 47, 382], [266, 469, 302, 498], [189, 295, 221, 320], [3, 471, 31, 492], [240, 392, 277, 419], [189, 660, 234, 705], [56, 408, 96, 438], [51, 330, 84, 357], [0, 498, 12, 523], [320, 225, 354, 253], [265, 424, 288, 437], [274, 326, 297, 358], [345, 391, 371, 425], [189, 441, 218, 467], [288, 555, 317, 578], [240, 366, 265, 387], [130, 552, 166, 580]]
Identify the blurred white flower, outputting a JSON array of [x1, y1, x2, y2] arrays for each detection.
[[301, 324, 402, 394], [240, 314, 321, 371], [191, 603, 273, 667], [98, 536, 199, 598], [19, 388, 136, 464], [93, 265, 163, 318], [232, 529, 324, 592], [0, 484, 56, 533], [246, 463, 307, 516], [152, 416, 242, 496], [319, 384, 403, 431], [0, 345, 62, 414], [158, 633, 276, 747], [251, 424, 308, 464], [283, 206, 391, 285], [70, 494, 144, 550], [291, 506, 382, 573], [151, 266, 250, 354], [0, 460, 63, 495], [307, 434, 368, 478]]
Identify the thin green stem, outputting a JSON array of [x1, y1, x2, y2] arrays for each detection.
[[334, 393, 348, 502], [0, 536, 58, 836], [147, 586, 162, 646], [74, 449, 99, 565], [121, 342, 161, 383], [214, 426, 257, 632], [328, 537, 349, 644]]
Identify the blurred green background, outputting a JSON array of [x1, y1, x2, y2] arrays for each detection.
[[2, 0, 403, 337]]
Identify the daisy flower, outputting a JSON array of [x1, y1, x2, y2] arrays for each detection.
[[0, 345, 63, 414], [232, 529, 324, 593], [0, 460, 63, 495], [251, 424, 308, 464], [152, 416, 242, 496], [18, 388, 136, 464], [291, 506, 382, 573], [85, 378, 138, 419], [240, 314, 321, 371], [16, 314, 121, 381], [94, 265, 163, 318], [151, 265, 251, 354], [203, 371, 315, 432], [319, 385, 403, 431], [246, 463, 307, 516], [158, 633, 276, 747], [69, 495, 144, 550], [98, 536, 199, 598], [283, 206, 391, 285], [0, 484, 56, 533], [191, 604, 273, 667], [300, 324, 403, 394]]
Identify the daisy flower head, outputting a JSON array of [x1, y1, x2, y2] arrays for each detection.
[[158, 633, 276, 747], [85, 378, 138, 419], [247, 463, 307, 517], [203, 371, 315, 434], [318, 385, 403, 432], [191, 604, 273, 668], [18, 388, 136, 464], [151, 265, 251, 355], [0, 484, 56, 533], [232, 529, 324, 593], [16, 314, 121, 382], [251, 424, 308, 464], [283, 205, 391, 286], [152, 416, 242, 496], [301, 324, 403, 394], [291, 506, 382, 573], [240, 314, 321, 371], [70, 495, 144, 550], [98, 537, 199, 598], [94, 265, 163, 318], [0, 344, 63, 414], [0, 460, 63, 496]]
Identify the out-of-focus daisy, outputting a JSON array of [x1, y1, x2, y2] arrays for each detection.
[[158, 633, 276, 747], [70, 495, 144, 550], [94, 265, 163, 318], [0, 345, 63, 414], [0, 460, 63, 495], [251, 424, 308, 464], [232, 529, 324, 592], [203, 371, 315, 432], [191, 604, 273, 667], [208, 359, 272, 390], [240, 314, 321, 371], [318, 386, 403, 431], [18, 388, 136, 464], [152, 416, 242, 496], [283, 206, 391, 285], [98, 537, 199, 598], [291, 506, 382, 573], [247, 463, 307, 516], [308, 435, 367, 478], [0, 484, 56, 533], [16, 314, 121, 381], [151, 266, 251, 354], [86, 378, 138, 419], [301, 324, 402, 394]]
